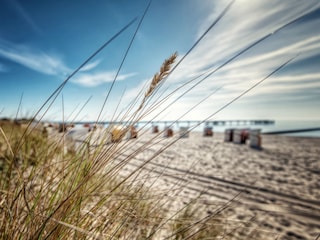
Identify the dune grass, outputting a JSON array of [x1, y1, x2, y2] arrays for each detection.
[[0, 0, 310, 238], [0, 53, 229, 239], [0, 121, 226, 239]]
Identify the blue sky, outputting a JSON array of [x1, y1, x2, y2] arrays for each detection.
[[0, 0, 319, 122]]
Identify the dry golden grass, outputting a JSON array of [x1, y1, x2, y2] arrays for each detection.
[[145, 52, 177, 99], [0, 0, 302, 236], [0, 53, 231, 239], [137, 52, 177, 114]]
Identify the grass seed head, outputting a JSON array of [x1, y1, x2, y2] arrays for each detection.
[[145, 52, 177, 98]]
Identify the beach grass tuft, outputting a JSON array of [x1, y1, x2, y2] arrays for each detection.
[[0, 52, 231, 239], [0, 1, 313, 238]]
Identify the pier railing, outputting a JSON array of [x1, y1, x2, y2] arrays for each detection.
[[68, 119, 275, 127]]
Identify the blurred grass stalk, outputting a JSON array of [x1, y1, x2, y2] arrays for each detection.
[[0, 52, 227, 239], [0, 0, 304, 238]]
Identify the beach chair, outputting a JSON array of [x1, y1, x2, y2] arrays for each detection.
[[152, 125, 159, 133], [233, 129, 249, 144], [129, 125, 138, 139], [203, 126, 213, 137], [179, 126, 189, 138], [224, 128, 234, 142], [164, 127, 174, 137], [249, 129, 262, 149]]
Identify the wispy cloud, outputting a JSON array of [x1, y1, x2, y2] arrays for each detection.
[[79, 59, 102, 72], [0, 40, 137, 88], [71, 71, 137, 87], [0, 41, 70, 75], [154, 0, 320, 120], [173, 3, 318, 85]]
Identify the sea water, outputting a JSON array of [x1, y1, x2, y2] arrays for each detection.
[[263, 120, 320, 138]]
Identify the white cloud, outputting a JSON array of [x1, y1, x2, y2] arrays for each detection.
[[149, 0, 320, 121], [71, 71, 137, 87], [0, 41, 70, 75], [79, 59, 102, 72], [0, 40, 138, 90]]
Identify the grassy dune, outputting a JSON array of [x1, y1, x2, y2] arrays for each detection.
[[0, 54, 226, 239], [0, 122, 224, 239], [0, 1, 314, 238]]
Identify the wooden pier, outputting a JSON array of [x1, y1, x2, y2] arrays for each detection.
[[69, 119, 275, 127]]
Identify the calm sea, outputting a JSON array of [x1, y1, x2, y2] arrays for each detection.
[[260, 120, 320, 138]]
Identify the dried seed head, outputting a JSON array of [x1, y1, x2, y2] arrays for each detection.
[[145, 52, 177, 98], [136, 52, 177, 114]]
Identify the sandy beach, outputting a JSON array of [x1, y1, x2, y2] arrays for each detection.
[[100, 129, 320, 239]]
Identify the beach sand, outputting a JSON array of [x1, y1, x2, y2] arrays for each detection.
[[108, 130, 320, 239]]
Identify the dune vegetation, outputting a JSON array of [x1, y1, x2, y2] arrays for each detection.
[[0, 1, 316, 239], [0, 53, 228, 239]]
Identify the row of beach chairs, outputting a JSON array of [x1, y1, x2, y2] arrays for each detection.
[[152, 125, 262, 149], [224, 128, 262, 149]]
